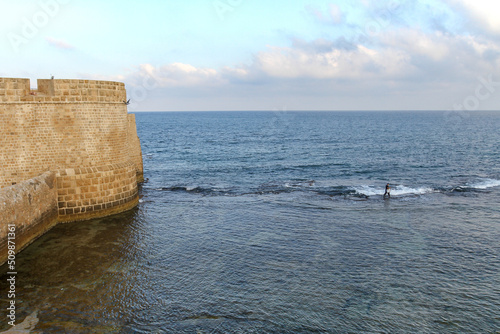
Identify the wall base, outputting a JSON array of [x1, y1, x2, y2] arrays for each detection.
[[0, 172, 59, 265], [0, 168, 141, 266], [59, 195, 139, 223]]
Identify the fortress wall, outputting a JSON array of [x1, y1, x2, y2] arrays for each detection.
[[0, 102, 130, 187], [0, 77, 142, 221], [127, 114, 144, 182], [56, 162, 138, 222], [37, 79, 127, 102], [0, 78, 125, 103], [0, 77, 143, 265], [0, 78, 31, 102], [0, 172, 58, 265]]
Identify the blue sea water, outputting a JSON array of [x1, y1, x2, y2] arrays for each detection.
[[1, 111, 500, 333]]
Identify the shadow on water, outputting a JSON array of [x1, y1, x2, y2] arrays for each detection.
[[0, 207, 146, 333]]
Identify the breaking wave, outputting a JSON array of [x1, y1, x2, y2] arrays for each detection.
[[352, 185, 434, 197], [451, 178, 500, 193], [467, 178, 500, 190], [151, 178, 500, 199]]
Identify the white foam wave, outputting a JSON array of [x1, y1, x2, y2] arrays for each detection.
[[353, 185, 434, 197], [353, 185, 383, 196], [468, 178, 500, 189], [392, 185, 434, 196]]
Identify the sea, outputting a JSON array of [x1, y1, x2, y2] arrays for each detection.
[[1, 111, 499, 333]]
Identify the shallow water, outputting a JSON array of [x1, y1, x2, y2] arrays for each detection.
[[1, 111, 499, 333]]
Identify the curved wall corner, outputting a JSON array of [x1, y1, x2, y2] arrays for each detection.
[[0, 78, 144, 223]]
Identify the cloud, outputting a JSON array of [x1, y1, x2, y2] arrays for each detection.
[[251, 43, 389, 80], [45, 37, 75, 50], [448, 0, 500, 34], [116, 13, 500, 111], [247, 21, 500, 84], [124, 63, 224, 89], [123, 27, 499, 89], [142, 28, 497, 85], [246, 34, 422, 81]]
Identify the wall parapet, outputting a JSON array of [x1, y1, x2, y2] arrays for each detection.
[[0, 78, 126, 103], [0, 78, 139, 188]]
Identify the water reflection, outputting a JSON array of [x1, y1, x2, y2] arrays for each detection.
[[0, 207, 146, 333]]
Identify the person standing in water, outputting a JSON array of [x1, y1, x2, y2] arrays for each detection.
[[384, 183, 391, 199]]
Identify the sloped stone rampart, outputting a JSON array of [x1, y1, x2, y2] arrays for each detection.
[[0, 172, 58, 265]]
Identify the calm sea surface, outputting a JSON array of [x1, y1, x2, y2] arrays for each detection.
[[1, 111, 499, 333]]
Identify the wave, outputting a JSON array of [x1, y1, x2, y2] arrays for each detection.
[[154, 183, 433, 198], [152, 178, 500, 199], [451, 178, 500, 193], [467, 178, 500, 190], [353, 178, 500, 197], [352, 185, 434, 197]]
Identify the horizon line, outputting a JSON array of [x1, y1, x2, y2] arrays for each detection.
[[129, 109, 500, 113]]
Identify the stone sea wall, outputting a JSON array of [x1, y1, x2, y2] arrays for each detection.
[[0, 78, 143, 265], [0, 172, 58, 265]]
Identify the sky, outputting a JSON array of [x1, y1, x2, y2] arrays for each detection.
[[1, 0, 500, 111]]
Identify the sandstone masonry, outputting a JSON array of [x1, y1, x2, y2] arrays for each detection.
[[0, 77, 144, 264], [0, 172, 58, 264]]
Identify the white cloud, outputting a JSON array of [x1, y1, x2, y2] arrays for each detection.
[[448, 0, 500, 33], [251, 43, 410, 80], [123, 28, 499, 89], [124, 63, 224, 88], [117, 19, 500, 111], [399, 31, 450, 62], [247, 26, 500, 83]]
